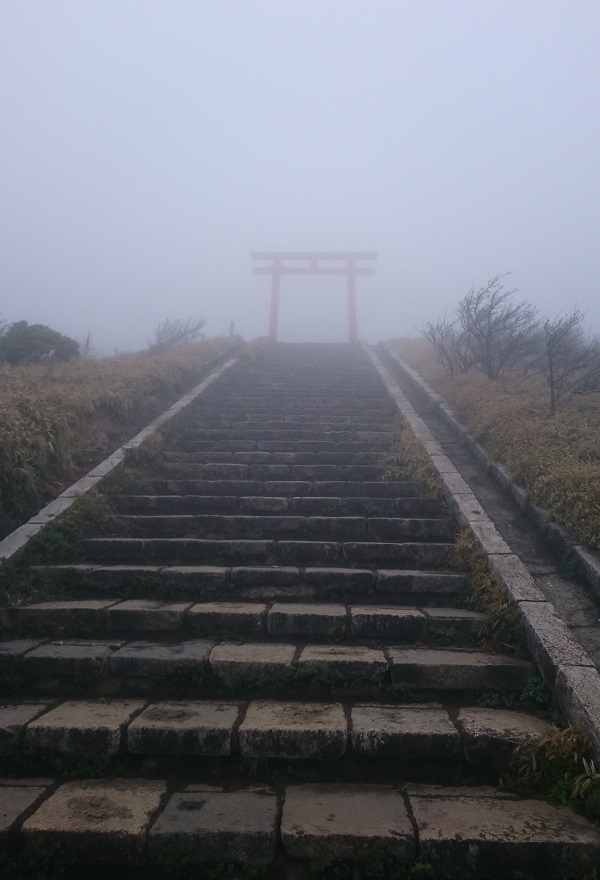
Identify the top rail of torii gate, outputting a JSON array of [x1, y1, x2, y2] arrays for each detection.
[[251, 251, 377, 343]]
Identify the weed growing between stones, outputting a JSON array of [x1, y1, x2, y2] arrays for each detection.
[[502, 724, 600, 821], [379, 418, 444, 498], [18, 492, 123, 565], [452, 530, 528, 659], [476, 674, 552, 716]]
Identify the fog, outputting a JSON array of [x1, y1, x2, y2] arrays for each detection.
[[1, 2, 599, 352]]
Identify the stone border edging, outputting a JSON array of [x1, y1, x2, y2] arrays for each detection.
[[0, 344, 243, 564], [381, 343, 600, 601], [363, 344, 600, 759]]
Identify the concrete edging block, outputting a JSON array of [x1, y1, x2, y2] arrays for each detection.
[[367, 343, 600, 759]]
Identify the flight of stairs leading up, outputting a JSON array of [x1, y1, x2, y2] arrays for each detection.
[[1, 343, 598, 878]]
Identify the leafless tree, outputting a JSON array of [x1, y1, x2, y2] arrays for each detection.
[[421, 315, 474, 375], [422, 275, 539, 380], [455, 275, 539, 379], [148, 317, 206, 354], [528, 309, 600, 412]]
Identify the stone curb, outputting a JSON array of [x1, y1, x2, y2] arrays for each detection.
[[364, 345, 600, 759], [380, 343, 600, 602], [0, 345, 243, 563]]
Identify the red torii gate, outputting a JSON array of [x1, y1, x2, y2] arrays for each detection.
[[251, 251, 377, 343]]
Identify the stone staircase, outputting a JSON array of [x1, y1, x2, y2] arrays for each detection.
[[1, 343, 599, 878]]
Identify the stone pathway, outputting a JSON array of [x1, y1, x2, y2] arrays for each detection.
[[1, 343, 598, 877]]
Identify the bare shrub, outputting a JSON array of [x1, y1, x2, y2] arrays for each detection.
[[148, 317, 206, 354], [422, 275, 539, 380], [527, 309, 600, 412]]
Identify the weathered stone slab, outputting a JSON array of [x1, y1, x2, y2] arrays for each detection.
[[268, 603, 347, 637], [424, 607, 486, 638], [281, 784, 414, 860], [25, 700, 145, 757], [0, 702, 50, 755], [468, 520, 512, 556], [303, 567, 375, 590], [297, 645, 388, 679], [350, 606, 426, 641], [487, 554, 546, 603], [108, 600, 192, 632], [389, 648, 533, 690], [209, 643, 295, 681], [110, 640, 213, 678], [230, 566, 300, 585], [188, 602, 267, 634], [128, 701, 241, 755], [22, 641, 117, 682], [0, 782, 49, 835], [410, 786, 600, 878], [456, 707, 552, 764], [554, 665, 600, 756], [376, 570, 466, 595], [3, 601, 117, 634], [518, 601, 593, 686], [351, 704, 460, 757], [239, 701, 347, 758], [22, 778, 166, 865], [147, 789, 278, 863], [0, 639, 44, 674]]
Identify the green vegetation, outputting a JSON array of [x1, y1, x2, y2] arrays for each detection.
[[502, 725, 600, 822], [0, 337, 233, 539]]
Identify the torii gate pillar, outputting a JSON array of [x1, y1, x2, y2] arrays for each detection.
[[252, 252, 377, 343]]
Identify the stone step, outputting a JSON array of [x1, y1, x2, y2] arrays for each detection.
[[134, 479, 426, 497], [1, 698, 549, 763], [0, 638, 533, 699], [162, 450, 386, 464], [159, 462, 383, 480], [175, 439, 393, 453], [183, 419, 393, 430], [2, 600, 485, 642], [110, 514, 455, 542], [80, 537, 456, 567], [29, 565, 468, 604], [176, 428, 393, 442], [110, 494, 444, 517], [6, 779, 597, 875]]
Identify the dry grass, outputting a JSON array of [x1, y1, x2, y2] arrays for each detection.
[[390, 337, 600, 550], [0, 338, 234, 538], [379, 416, 444, 497]]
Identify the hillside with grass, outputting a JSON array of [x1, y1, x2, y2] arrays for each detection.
[[388, 333, 600, 551], [0, 337, 235, 540]]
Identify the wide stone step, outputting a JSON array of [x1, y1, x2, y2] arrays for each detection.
[[80, 537, 456, 567], [177, 428, 393, 442], [1, 698, 549, 763], [29, 565, 468, 603], [110, 494, 445, 517], [159, 463, 383, 480], [2, 600, 485, 642], [110, 514, 455, 542], [3, 778, 598, 874], [176, 439, 393, 453], [163, 450, 387, 465], [135, 479, 426, 497], [184, 419, 393, 431], [0, 638, 533, 698]]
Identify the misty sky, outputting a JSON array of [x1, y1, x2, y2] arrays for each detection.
[[1, 1, 599, 352]]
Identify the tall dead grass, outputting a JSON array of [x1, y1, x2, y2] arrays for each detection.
[[390, 337, 600, 551], [0, 339, 233, 538]]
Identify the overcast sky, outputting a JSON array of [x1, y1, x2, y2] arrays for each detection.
[[1, 1, 599, 352]]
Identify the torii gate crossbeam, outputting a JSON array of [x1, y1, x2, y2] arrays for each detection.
[[251, 251, 377, 343]]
